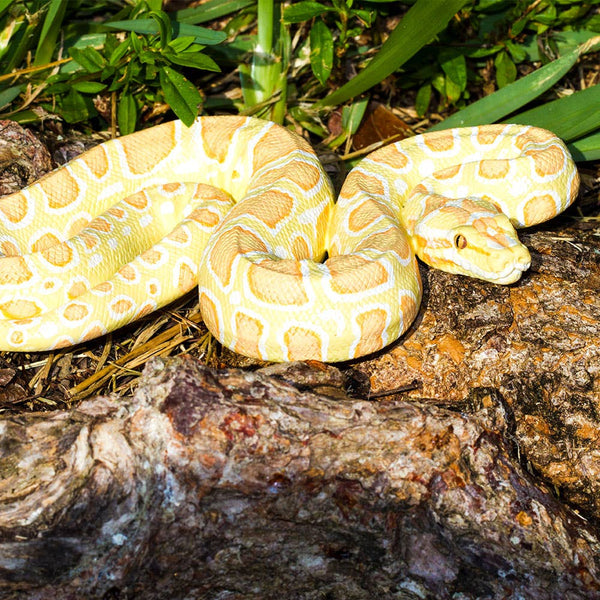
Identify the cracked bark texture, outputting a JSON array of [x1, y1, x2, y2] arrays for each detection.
[[1, 357, 599, 599]]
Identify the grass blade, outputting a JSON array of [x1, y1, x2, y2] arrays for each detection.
[[175, 0, 255, 24], [430, 35, 600, 131], [568, 131, 600, 162], [318, 0, 469, 107], [105, 19, 226, 45], [506, 84, 600, 142], [34, 0, 68, 66]]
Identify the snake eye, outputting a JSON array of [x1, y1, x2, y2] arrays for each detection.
[[454, 234, 467, 250]]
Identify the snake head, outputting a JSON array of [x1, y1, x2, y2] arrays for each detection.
[[414, 209, 531, 285]]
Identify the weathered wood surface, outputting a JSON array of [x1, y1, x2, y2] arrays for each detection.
[[1, 357, 599, 599]]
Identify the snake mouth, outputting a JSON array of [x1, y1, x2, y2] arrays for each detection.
[[485, 258, 531, 285]]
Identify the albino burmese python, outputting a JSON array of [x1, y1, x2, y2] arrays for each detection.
[[0, 116, 579, 361]]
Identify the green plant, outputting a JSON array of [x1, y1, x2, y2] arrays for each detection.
[[0, 0, 226, 131]]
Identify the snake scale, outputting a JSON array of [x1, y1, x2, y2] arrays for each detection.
[[0, 116, 579, 361]]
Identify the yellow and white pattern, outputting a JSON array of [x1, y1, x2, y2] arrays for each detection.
[[0, 117, 579, 361]]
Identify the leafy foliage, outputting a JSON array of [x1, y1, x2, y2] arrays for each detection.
[[0, 0, 598, 157]]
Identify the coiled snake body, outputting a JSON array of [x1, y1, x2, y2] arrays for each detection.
[[0, 117, 579, 361]]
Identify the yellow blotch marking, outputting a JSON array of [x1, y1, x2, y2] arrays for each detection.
[[342, 173, 385, 203], [0, 257, 33, 284], [68, 281, 88, 299], [124, 191, 148, 210], [82, 325, 105, 342], [148, 282, 159, 296], [355, 229, 411, 261], [327, 255, 389, 294], [80, 232, 98, 250], [523, 194, 558, 224], [136, 302, 156, 318], [433, 164, 461, 180], [476, 129, 502, 145], [140, 248, 163, 265], [516, 128, 556, 149], [167, 227, 190, 245], [95, 281, 113, 294], [284, 326, 323, 361], [32, 233, 61, 253], [201, 117, 247, 164], [234, 312, 264, 358], [63, 302, 89, 321], [258, 161, 322, 192], [161, 182, 183, 193], [200, 292, 220, 334], [177, 262, 197, 292], [244, 190, 294, 228], [291, 236, 310, 260], [191, 207, 221, 227], [247, 259, 308, 305], [68, 217, 91, 238], [525, 145, 565, 177], [81, 144, 109, 178], [423, 132, 455, 152], [119, 265, 138, 281], [478, 159, 510, 180], [252, 125, 307, 174], [0, 241, 19, 256], [107, 207, 125, 219], [347, 200, 379, 233], [110, 297, 135, 315], [41, 244, 74, 268], [9, 330, 24, 345], [0, 299, 41, 319], [39, 170, 81, 209], [89, 218, 112, 233], [399, 293, 419, 326], [353, 308, 388, 358], [121, 121, 177, 174], [377, 146, 409, 170], [0, 192, 28, 224], [209, 226, 267, 288]]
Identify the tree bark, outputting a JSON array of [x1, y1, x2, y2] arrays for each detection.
[[1, 357, 599, 599]]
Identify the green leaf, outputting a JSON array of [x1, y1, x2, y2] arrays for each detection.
[[118, 93, 138, 135], [69, 46, 106, 73], [168, 36, 196, 53], [105, 19, 226, 45], [342, 97, 369, 135], [430, 35, 600, 130], [109, 38, 132, 66], [507, 84, 600, 142], [34, 0, 68, 66], [176, 0, 255, 24], [284, 1, 334, 23], [0, 85, 22, 110], [159, 66, 201, 126], [310, 20, 333, 86], [59, 88, 96, 123], [71, 81, 108, 94], [166, 49, 220, 71], [439, 48, 467, 91], [415, 83, 432, 117], [494, 50, 516, 88], [149, 10, 172, 48], [318, 0, 469, 107]]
